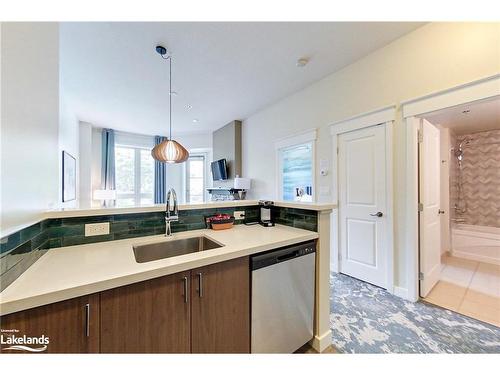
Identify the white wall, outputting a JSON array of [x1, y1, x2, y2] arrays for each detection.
[[1, 23, 60, 233], [90, 126, 102, 206], [58, 96, 79, 208], [242, 22, 500, 290], [78, 122, 93, 208]]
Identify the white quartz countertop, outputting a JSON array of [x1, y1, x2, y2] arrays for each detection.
[[0, 224, 318, 316], [44, 200, 336, 219]]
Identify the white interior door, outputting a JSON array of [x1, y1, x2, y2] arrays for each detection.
[[338, 124, 388, 288], [419, 119, 442, 297]]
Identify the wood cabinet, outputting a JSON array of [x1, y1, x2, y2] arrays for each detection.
[[100, 271, 191, 353], [0, 294, 99, 353], [0, 256, 250, 354], [191, 257, 250, 353]]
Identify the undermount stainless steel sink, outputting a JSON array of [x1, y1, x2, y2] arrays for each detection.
[[133, 236, 223, 263]]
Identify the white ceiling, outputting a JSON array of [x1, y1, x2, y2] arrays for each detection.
[[60, 22, 424, 136], [425, 97, 500, 135]]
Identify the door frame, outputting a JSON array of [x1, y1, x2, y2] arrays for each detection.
[[330, 105, 395, 294], [402, 74, 500, 302]]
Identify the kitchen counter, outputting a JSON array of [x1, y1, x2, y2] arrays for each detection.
[[0, 224, 318, 316], [44, 200, 336, 219]]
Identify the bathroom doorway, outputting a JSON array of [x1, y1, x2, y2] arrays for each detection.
[[417, 96, 500, 327]]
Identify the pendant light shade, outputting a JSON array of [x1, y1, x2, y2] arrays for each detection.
[[151, 45, 189, 164], [151, 139, 189, 164]]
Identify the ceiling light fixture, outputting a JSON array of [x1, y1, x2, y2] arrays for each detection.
[[186, 104, 193, 110], [151, 45, 189, 164], [192, 118, 199, 123]]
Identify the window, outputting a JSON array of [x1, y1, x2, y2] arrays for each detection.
[[279, 142, 314, 202], [276, 130, 316, 202], [185, 154, 206, 203], [115, 145, 154, 206]]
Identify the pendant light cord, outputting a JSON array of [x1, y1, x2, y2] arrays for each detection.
[[161, 53, 172, 141], [169, 56, 172, 141]]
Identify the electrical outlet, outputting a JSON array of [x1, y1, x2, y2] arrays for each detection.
[[85, 222, 110, 237], [234, 210, 245, 220]]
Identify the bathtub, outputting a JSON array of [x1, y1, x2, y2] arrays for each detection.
[[451, 224, 500, 265]]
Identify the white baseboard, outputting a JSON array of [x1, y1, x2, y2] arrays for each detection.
[[452, 250, 500, 266], [309, 330, 332, 353], [393, 286, 409, 300]]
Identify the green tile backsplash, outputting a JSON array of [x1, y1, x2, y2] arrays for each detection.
[[0, 204, 317, 292]]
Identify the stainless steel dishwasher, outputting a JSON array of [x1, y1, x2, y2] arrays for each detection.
[[251, 241, 316, 353]]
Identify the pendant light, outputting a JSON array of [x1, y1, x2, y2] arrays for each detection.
[[151, 45, 189, 164]]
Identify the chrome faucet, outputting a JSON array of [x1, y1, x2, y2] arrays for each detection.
[[165, 188, 179, 236]]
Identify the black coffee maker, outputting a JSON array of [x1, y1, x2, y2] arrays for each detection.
[[259, 200, 275, 227]]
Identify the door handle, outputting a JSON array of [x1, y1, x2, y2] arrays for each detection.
[[182, 276, 189, 303], [370, 212, 383, 217], [84, 303, 90, 337], [438, 209, 445, 214], [197, 273, 203, 298]]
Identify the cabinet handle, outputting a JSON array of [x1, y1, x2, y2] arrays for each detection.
[[84, 303, 90, 337], [197, 273, 203, 298], [183, 276, 189, 303]]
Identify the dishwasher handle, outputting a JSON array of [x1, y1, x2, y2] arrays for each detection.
[[251, 241, 316, 271], [276, 250, 300, 263]]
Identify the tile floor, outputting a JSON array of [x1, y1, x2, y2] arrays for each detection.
[[331, 272, 500, 353], [424, 254, 500, 327]]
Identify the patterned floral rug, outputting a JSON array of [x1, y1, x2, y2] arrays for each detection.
[[330, 273, 500, 353]]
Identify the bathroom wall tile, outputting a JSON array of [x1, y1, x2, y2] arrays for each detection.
[[452, 129, 500, 227]]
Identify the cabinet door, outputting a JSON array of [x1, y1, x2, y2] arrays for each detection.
[[191, 257, 250, 353], [100, 271, 191, 353], [0, 294, 99, 354]]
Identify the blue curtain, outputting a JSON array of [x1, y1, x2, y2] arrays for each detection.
[[101, 129, 116, 206], [154, 136, 168, 204]]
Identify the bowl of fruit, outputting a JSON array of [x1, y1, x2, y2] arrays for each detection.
[[205, 213, 235, 230]]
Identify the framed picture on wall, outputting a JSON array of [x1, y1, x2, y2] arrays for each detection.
[[62, 151, 76, 202]]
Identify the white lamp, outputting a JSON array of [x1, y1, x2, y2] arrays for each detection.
[[234, 177, 251, 200], [93, 189, 116, 207]]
